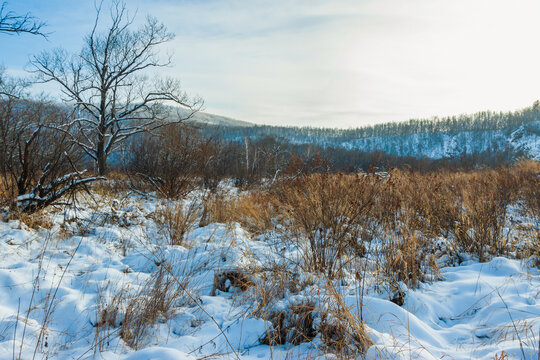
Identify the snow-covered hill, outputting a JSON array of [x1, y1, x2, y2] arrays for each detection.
[[195, 114, 539, 160], [187, 111, 253, 128], [338, 121, 540, 159]]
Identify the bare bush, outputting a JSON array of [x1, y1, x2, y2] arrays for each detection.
[[128, 125, 202, 198], [0, 79, 98, 213]]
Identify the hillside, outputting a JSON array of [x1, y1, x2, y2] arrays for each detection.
[[187, 111, 253, 128], [198, 103, 540, 160]]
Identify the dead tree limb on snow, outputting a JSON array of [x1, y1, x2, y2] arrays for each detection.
[[16, 169, 103, 214]]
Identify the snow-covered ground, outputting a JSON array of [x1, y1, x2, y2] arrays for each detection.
[[0, 191, 538, 360]]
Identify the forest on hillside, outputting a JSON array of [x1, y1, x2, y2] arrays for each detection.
[[199, 101, 540, 142]]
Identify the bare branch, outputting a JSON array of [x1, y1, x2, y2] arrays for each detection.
[[0, 2, 47, 37]]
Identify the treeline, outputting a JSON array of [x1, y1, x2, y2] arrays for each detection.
[[199, 101, 540, 144], [116, 124, 524, 199]]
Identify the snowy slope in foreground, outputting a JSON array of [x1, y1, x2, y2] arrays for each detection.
[[0, 194, 538, 359]]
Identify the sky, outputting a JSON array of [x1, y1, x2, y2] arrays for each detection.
[[2, 0, 540, 128]]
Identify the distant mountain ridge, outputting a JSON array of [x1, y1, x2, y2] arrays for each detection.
[[187, 111, 253, 127]]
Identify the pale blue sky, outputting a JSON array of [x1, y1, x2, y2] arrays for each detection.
[[2, 0, 540, 127]]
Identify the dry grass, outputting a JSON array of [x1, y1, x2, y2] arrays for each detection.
[[199, 190, 235, 227], [231, 191, 278, 235], [120, 267, 191, 349], [92, 287, 126, 354], [272, 173, 376, 277], [199, 190, 280, 235], [372, 165, 528, 264], [260, 302, 316, 346], [211, 268, 254, 295], [515, 160, 540, 220], [456, 171, 512, 261], [249, 263, 372, 357], [152, 202, 199, 246], [319, 280, 372, 358], [7, 161, 536, 358], [0, 175, 16, 207], [228, 162, 536, 301], [90, 172, 133, 199], [4, 209, 54, 230]]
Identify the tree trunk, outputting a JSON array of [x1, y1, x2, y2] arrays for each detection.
[[97, 137, 107, 176]]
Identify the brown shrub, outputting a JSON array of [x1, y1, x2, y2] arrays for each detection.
[[128, 125, 203, 199], [273, 173, 376, 277]]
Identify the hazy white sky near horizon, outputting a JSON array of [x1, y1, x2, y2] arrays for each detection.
[[2, 0, 540, 127]]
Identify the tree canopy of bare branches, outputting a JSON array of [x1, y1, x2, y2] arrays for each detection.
[[0, 2, 46, 36], [30, 1, 203, 175]]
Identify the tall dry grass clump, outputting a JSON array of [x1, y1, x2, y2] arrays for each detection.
[[319, 280, 372, 357], [382, 165, 525, 264], [367, 171, 444, 291], [197, 189, 279, 235], [230, 191, 278, 235], [454, 169, 518, 262], [90, 172, 133, 199], [273, 173, 376, 277], [0, 176, 15, 208], [198, 190, 235, 227], [393, 170, 462, 238], [152, 202, 199, 246], [514, 160, 540, 220], [120, 267, 193, 349]]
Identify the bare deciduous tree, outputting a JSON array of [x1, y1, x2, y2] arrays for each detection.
[[0, 2, 46, 36], [31, 1, 203, 175]]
